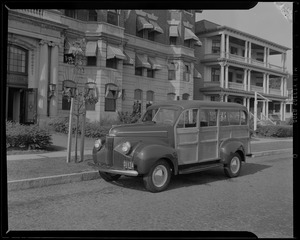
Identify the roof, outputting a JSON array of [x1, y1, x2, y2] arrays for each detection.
[[195, 20, 290, 51], [149, 100, 247, 111]]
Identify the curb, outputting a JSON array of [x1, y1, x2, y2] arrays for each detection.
[[8, 149, 293, 191], [8, 171, 100, 191]]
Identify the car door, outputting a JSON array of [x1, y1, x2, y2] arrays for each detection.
[[175, 108, 199, 165], [198, 108, 219, 162]]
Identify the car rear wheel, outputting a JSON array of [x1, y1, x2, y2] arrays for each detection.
[[143, 159, 171, 193], [224, 152, 242, 178], [99, 171, 121, 182]]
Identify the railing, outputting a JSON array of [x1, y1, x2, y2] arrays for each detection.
[[203, 82, 220, 88], [268, 63, 284, 71], [269, 88, 281, 95], [260, 113, 276, 125], [250, 58, 265, 67], [203, 53, 220, 60], [228, 82, 244, 90], [13, 9, 44, 17], [227, 53, 246, 62], [250, 85, 264, 93]]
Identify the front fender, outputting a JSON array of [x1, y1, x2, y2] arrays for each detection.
[[133, 143, 178, 175], [220, 138, 245, 164]]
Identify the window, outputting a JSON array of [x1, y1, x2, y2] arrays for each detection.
[[211, 96, 216, 102], [211, 68, 220, 82], [228, 111, 240, 125], [136, 29, 145, 38], [87, 56, 97, 66], [167, 93, 176, 101], [212, 40, 220, 53], [236, 73, 243, 82], [220, 111, 229, 126], [228, 72, 233, 82], [168, 69, 175, 80], [177, 109, 198, 128], [184, 39, 192, 48], [183, 64, 190, 82], [148, 31, 155, 41], [88, 10, 97, 21], [199, 109, 217, 127], [7, 45, 28, 74], [256, 52, 264, 61], [85, 88, 96, 111], [241, 111, 247, 125], [147, 69, 155, 78], [62, 82, 71, 110], [182, 93, 190, 100], [146, 91, 154, 108], [106, 58, 118, 69], [286, 104, 291, 113], [65, 9, 76, 18], [170, 37, 177, 45], [105, 84, 118, 112], [230, 47, 238, 55], [107, 10, 118, 25], [135, 67, 143, 76]]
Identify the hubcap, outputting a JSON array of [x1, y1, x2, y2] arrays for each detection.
[[230, 156, 240, 174], [152, 165, 168, 187]]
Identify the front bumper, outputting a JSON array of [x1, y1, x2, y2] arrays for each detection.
[[88, 162, 139, 177]]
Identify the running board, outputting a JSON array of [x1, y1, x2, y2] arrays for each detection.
[[179, 163, 223, 175]]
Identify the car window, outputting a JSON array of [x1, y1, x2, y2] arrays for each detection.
[[151, 107, 180, 125], [228, 111, 240, 125], [241, 111, 247, 125], [177, 109, 198, 128], [200, 109, 217, 127], [220, 111, 229, 126]]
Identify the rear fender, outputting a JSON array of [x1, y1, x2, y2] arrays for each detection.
[[133, 143, 178, 175], [220, 138, 246, 164]]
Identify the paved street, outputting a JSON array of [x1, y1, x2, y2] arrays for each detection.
[[7, 152, 293, 238]]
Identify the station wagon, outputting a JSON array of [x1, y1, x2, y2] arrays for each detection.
[[89, 100, 252, 192]]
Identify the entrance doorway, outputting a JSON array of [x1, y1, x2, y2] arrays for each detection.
[[6, 87, 37, 124]]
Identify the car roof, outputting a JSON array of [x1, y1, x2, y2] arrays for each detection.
[[148, 100, 248, 111]]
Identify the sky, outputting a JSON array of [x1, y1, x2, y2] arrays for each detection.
[[196, 2, 293, 74]]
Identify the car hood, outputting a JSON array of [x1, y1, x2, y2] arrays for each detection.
[[109, 122, 172, 138]]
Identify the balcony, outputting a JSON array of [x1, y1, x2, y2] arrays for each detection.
[[228, 82, 245, 90], [250, 85, 264, 93], [203, 81, 220, 88], [227, 53, 246, 62], [269, 88, 281, 95], [11, 9, 62, 23]]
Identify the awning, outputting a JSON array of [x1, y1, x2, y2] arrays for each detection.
[[194, 68, 202, 78], [107, 45, 126, 60], [135, 54, 151, 68], [169, 25, 179, 37], [85, 41, 97, 57], [123, 51, 134, 65], [148, 57, 163, 70], [195, 40, 202, 47], [167, 62, 176, 70], [184, 28, 200, 41], [137, 16, 153, 32], [105, 84, 119, 98], [149, 20, 164, 34]]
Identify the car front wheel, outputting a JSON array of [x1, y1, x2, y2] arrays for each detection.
[[224, 152, 242, 178], [143, 159, 171, 193], [99, 171, 121, 182]]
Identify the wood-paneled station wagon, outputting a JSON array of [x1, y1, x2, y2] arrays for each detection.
[[89, 100, 252, 192]]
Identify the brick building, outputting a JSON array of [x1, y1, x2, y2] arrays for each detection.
[[6, 9, 202, 125]]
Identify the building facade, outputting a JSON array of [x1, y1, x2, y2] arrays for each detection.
[[6, 9, 202, 125], [194, 20, 291, 122]]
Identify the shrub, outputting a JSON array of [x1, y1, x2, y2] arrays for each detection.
[[256, 125, 293, 138], [6, 121, 52, 149], [118, 111, 141, 124], [285, 117, 293, 125]]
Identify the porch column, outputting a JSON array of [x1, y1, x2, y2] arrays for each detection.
[[220, 63, 225, 88], [283, 77, 287, 97], [49, 44, 59, 117], [221, 33, 225, 58], [266, 100, 269, 119], [244, 41, 248, 63], [283, 102, 286, 121], [38, 40, 49, 122], [282, 52, 286, 70], [247, 70, 251, 91], [243, 97, 247, 107], [266, 48, 270, 67], [247, 98, 250, 112], [219, 93, 224, 102], [225, 65, 229, 88], [266, 74, 270, 94], [262, 100, 266, 118], [243, 69, 248, 90], [248, 42, 252, 63], [280, 77, 284, 96], [263, 73, 266, 93], [225, 34, 229, 58], [224, 94, 228, 102], [263, 47, 267, 67], [280, 102, 284, 121]]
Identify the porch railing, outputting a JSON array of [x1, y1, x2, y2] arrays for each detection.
[[13, 9, 44, 17], [250, 85, 264, 93], [228, 82, 244, 90]]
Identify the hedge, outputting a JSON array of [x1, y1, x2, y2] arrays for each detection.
[[256, 125, 293, 138], [6, 121, 52, 149]]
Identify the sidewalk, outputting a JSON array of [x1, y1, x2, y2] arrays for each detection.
[[6, 134, 293, 191]]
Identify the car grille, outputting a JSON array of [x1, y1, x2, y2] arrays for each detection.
[[105, 136, 114, 166]]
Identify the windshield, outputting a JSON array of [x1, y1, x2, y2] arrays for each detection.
[[142, 107, 180, 125]]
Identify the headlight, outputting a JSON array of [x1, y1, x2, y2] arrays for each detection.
[[121, 141, 131, 155], [94, 139, 103, 150]]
